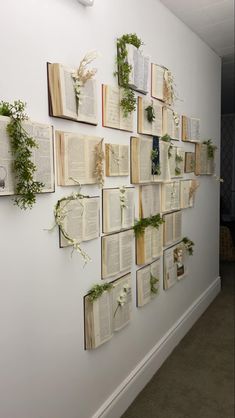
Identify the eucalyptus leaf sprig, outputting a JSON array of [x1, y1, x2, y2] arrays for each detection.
[[203, 139, 217, 160], [115, 33, 143, 117], [0, 100, 44, 209], [88, 283, 113, 302], [133, 214, 164, 237], [182, 237, 195, 255]]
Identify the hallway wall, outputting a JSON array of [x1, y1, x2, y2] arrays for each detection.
[[0, 1, 221, 418]]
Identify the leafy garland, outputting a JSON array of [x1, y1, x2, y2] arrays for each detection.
[[133, 214, 164, 237], [150, 274, 159, 294], [203, 139, 217, 160], [115, 33, 143, 117], [145, 104, 155, 122], [87, 283, 113, 302], [0, 100, 44, 209], [53, 191, 91, 264], [151, 149, 161, 175], [182, 237, 195, 255], [94, 138, 104, 186]]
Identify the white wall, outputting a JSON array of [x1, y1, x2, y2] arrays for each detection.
[[0, 1, 221, 418]]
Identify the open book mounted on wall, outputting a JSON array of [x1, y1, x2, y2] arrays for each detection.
[[102, 187, 135, 234], [101, 229, 134, 279], [56, 131, 104, 186], [84, 273, 132, 350], [195, 142, 215, 175], [180, 179, 199, 209], [161, 181, 180, 213], [151, 63, 174, 105], [136, 224, 163, 265], [105, 143, 129, 177], [139, 184, 161, 218], [47, 63, 98, 125], [182, 115, 200, 142], [59, 196, 100, 248], [184, 152, 196, 173], [169, 146, 185, 178], [136, 258, 161, 307], [121, 43, 150, 94], [137, 97, 163, 137], [163, 241, 187, 290], [102, 84, 133, 132], [0, 116, 55, 197], [163, 211, 182, 247], [130, 136, 170, 184], [162, 107, 180, 141]]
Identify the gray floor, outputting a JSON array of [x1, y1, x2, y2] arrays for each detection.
[[122, 263, 234, 418]]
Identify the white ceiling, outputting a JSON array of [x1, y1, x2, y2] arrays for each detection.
[[160, 0, 235, 113]]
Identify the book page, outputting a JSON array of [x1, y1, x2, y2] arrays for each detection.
[[83, 197, 100, 241], [126, 44, 135, 88], [163, 213, 174, 246], [122, 188, 135, 229], [24, 121, 54, 192], [180, 180, 190, 208], [152, 225, 163, 258], [173, 211, 182, 242], [169, 147, 177, 178], [142, 226, 153, 264], [139, 137, 153, 183], [85, 291, 113, 349], [151, 184, 161, 215], [119, 145, 129, 176], [60, 199, 83, 247], [151, 64, 164, 100], [137, 265, 151, 307], [0, 116, 16, 195], [85, 136, 102, 183], [77, 78, 97, 124], [103, 189, 122, 233], [112, 274, 132, 331], [119, 88, 133, 132], [119, 229, 134, 273], [140, 185, 152, 218], [134, 51, 149, 93], [105, 144, 120, 176], [151, 101, 163, 137], [163, 246, 177, 290], [102, 234, 120, 279], [171, 181, 180, 210], [62, 133, 87, 184], [155, 140, 171, 182], [59, 65, 77, 119], [190, 118, 200, 142], [150, 258, 161, 293], [103, 85, 120, 129], [185, 152, 195, 173]]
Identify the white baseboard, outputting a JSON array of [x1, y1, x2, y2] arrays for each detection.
[[92, 277, 221, 418]]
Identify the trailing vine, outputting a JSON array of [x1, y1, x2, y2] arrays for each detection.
[[115, 33, 143, 117], [150, 274, 159, 294], [53, 191, 91, 264], [94, 138, 104, 186], [182, 237, 195, 255], [0, 100, 44, 209], [145, 104, 155, 122], [133, 214, 164, 237], [203, 139, 217, 160], [87, 283, 113, 302]]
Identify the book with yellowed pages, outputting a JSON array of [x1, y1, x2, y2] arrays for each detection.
[[163, 241, 187, 290], [139, 184, 161, 218], [136, 224, 163, 265], [163, 211, 182, 247], [180, 179, 199, 209], [130, 136, 170, 184], [182, 115, 200, 142], [84, 273, 132, 349], [161, 181, 180, 213], [47, 63, 97, 124], [195, 143, 215, 175], [101, 229, 134, 279], [55, 130, 103, 186], [137, 97, 163, 137], [102, 187, 135, 234], [105, 143, 129, 176], [162, 107, 180, 140], [102, 84, 133, 132], [184, 152, 195, 173], [136, 258, 161, 307], [59, 196, 100, 248], [151, 63, 173, 105], [0, 116, 54, 197]]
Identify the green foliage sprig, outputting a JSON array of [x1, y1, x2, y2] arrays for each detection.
[[151, 149, 161, 175], [133, 214, 164, 237], [150, 274, 159, 294], [161, 134, 173, 158], [0, 100, 44, 209], [175, 167, 181, 176], [175, 154, 183, 163], [88, 283, 113, 301], [145, 104, 155, 122], [53, 191, 91, 264], [203, 139, 217, 160], [115, 33, 143, 117], [182, 237, 195, 255]]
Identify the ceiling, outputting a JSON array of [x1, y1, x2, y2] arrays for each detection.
[[159, 0, 235, 113]]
